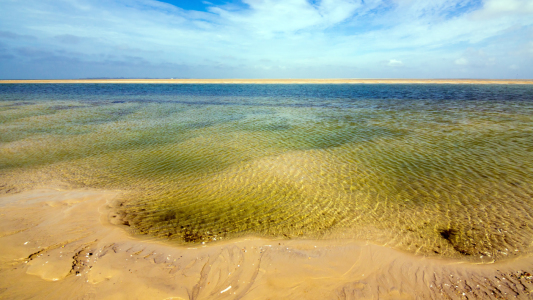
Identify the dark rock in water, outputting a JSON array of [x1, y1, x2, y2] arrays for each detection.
[[182, 231, 202, 243], [439, 228, 456, 241]]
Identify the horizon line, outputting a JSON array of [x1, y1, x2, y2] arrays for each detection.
[[1, 78, 533, 84]]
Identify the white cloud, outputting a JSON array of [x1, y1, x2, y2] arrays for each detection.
[[455, 58, 468, 65], [388, 59, 404, 67], [209, 0, 363, 36], [0, 0, 532, 78], [472, 0, 533, 19]]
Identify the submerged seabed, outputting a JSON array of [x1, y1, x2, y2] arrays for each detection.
[[1, 84, 533, 262]]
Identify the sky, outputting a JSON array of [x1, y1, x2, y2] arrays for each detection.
[[0, 0, 532, 79]]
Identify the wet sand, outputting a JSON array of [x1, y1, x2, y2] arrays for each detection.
[[1, 189, 533, 299], [1, 79, 533, 84]]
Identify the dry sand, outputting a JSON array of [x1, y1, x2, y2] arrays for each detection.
[[1, 188, 533, 299], [0, 79, 532, 84]]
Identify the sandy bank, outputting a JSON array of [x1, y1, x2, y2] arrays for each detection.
[[1, 189, 533, 299], [1, 79, 532, 84]]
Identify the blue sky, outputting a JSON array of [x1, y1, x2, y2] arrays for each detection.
[[0, 0, 532, 79]]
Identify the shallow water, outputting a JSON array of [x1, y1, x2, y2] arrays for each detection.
[[1, 83, 533, 262]]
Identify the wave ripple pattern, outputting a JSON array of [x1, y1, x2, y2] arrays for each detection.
[[1, 83, 533, 262]]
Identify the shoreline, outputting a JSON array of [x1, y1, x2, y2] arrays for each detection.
[[1, 188, 533, 299], [1, 78, 533, 84]]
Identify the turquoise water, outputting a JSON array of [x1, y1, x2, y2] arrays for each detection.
[[1, 83, 533, 261]]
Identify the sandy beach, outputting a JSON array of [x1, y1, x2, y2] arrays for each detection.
[[1, 188, 532, 299], [1, 79, 533, 84]]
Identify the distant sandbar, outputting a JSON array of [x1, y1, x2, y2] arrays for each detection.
[[1, 79, 533, 84]]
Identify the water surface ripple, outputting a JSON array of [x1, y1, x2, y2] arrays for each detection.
[[1, 84, 533, 262]]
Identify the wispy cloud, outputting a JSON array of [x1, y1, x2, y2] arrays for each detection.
[[387, 59, 404, 67], [0, 0, 531, 79]]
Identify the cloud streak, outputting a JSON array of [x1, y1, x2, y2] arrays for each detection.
[[0, 0, 531, 79]]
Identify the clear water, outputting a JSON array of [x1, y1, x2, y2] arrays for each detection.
[[2, 83, 533, 261]]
